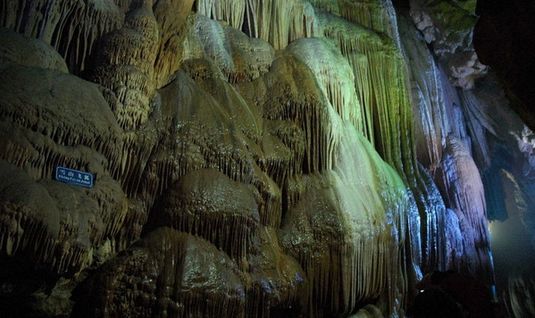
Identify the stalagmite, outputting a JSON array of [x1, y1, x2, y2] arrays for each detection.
[[0, 0, 125, 73], [280, 123, 419, 317], [399, 14, 446, 171], [438, 136, 491, 276], [73, 228, 247, 318], [90, 1, 160, 130], [245, 226, 307, 317], [0, 64, 123, 181], [0, 28, 69, 73], [0, 160, 128, 274], [151, 169, 260, 261], [184, 14, 275, 83]]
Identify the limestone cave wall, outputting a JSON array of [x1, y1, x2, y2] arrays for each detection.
[[0, 0, 533, 317]]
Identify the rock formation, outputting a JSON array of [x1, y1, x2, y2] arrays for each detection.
[[0, 0, 533, 317]]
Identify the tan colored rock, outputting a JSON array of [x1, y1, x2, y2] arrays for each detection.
[[0, 0, 124, 73], [73, 227, 246, 318], [246, 227, 306, 317], [90, 1, 160, 130], [184, 14, 275, 83], [0, 160, 127, 274], [154, 168, 260, 261], [152, 0, 195, 87], [0, 64, 122, 181], [0, 28, 68, 73]]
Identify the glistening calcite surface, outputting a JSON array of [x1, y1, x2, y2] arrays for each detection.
[[1, 0, 534, 317]]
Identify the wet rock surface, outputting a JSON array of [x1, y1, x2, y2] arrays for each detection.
[[0, 1, 533, 317]]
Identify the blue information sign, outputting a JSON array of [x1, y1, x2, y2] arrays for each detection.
[[55, 166, 94, 188]]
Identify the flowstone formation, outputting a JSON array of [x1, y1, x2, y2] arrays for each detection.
[[0, 0, 533, 317]]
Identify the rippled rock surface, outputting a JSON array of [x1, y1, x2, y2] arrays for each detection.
[[0, 1, 533, 317]]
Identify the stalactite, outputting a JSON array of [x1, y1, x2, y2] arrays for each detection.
[[195, 0, 246, 31], [280, 121, 418, 317], [0, 0, 125, 73], [307, 0, 341, 14], [0, 0, 517, 316], [0, 160, 128, 275], [214, 0, 247, 31], [90, 1, 160, 131], [317, 10, 488, 283], [309, 0, 401, 46], [184, 14, 275, 83], [265, 93, 340, 174], [458, 88, 497, 169], [197, 0, 318, 50], [317, 12, 383, 143], [250, 163, 284, 227], [316, 10, 416, 187], [240, 54, 344, 174], [185, 14, 235, 78], [0, 64, 124, 182], [138, 67, 258, 202], [398, 14, 448, 171], [112, 198, 148, 253], [397, 15, 470, 273], [180, 58, 263, 142], [361, 50, 414, 179], [0, 39, 160, 277], [246, 0, 318, 49], [195, 0, 215, 17], [152, 0, 195, 87], [264, 120, 306, 180], [77, 0, 193, 197], [152, 169, 260, 262], [417, 164, 449, 272], [337, 0, 401, 47], [443, 207, 464, 270], [283, 37, 363, 132], [241, 47, 420, 314], [438, 136, 491, 276], [163, 28, 421, 315]]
